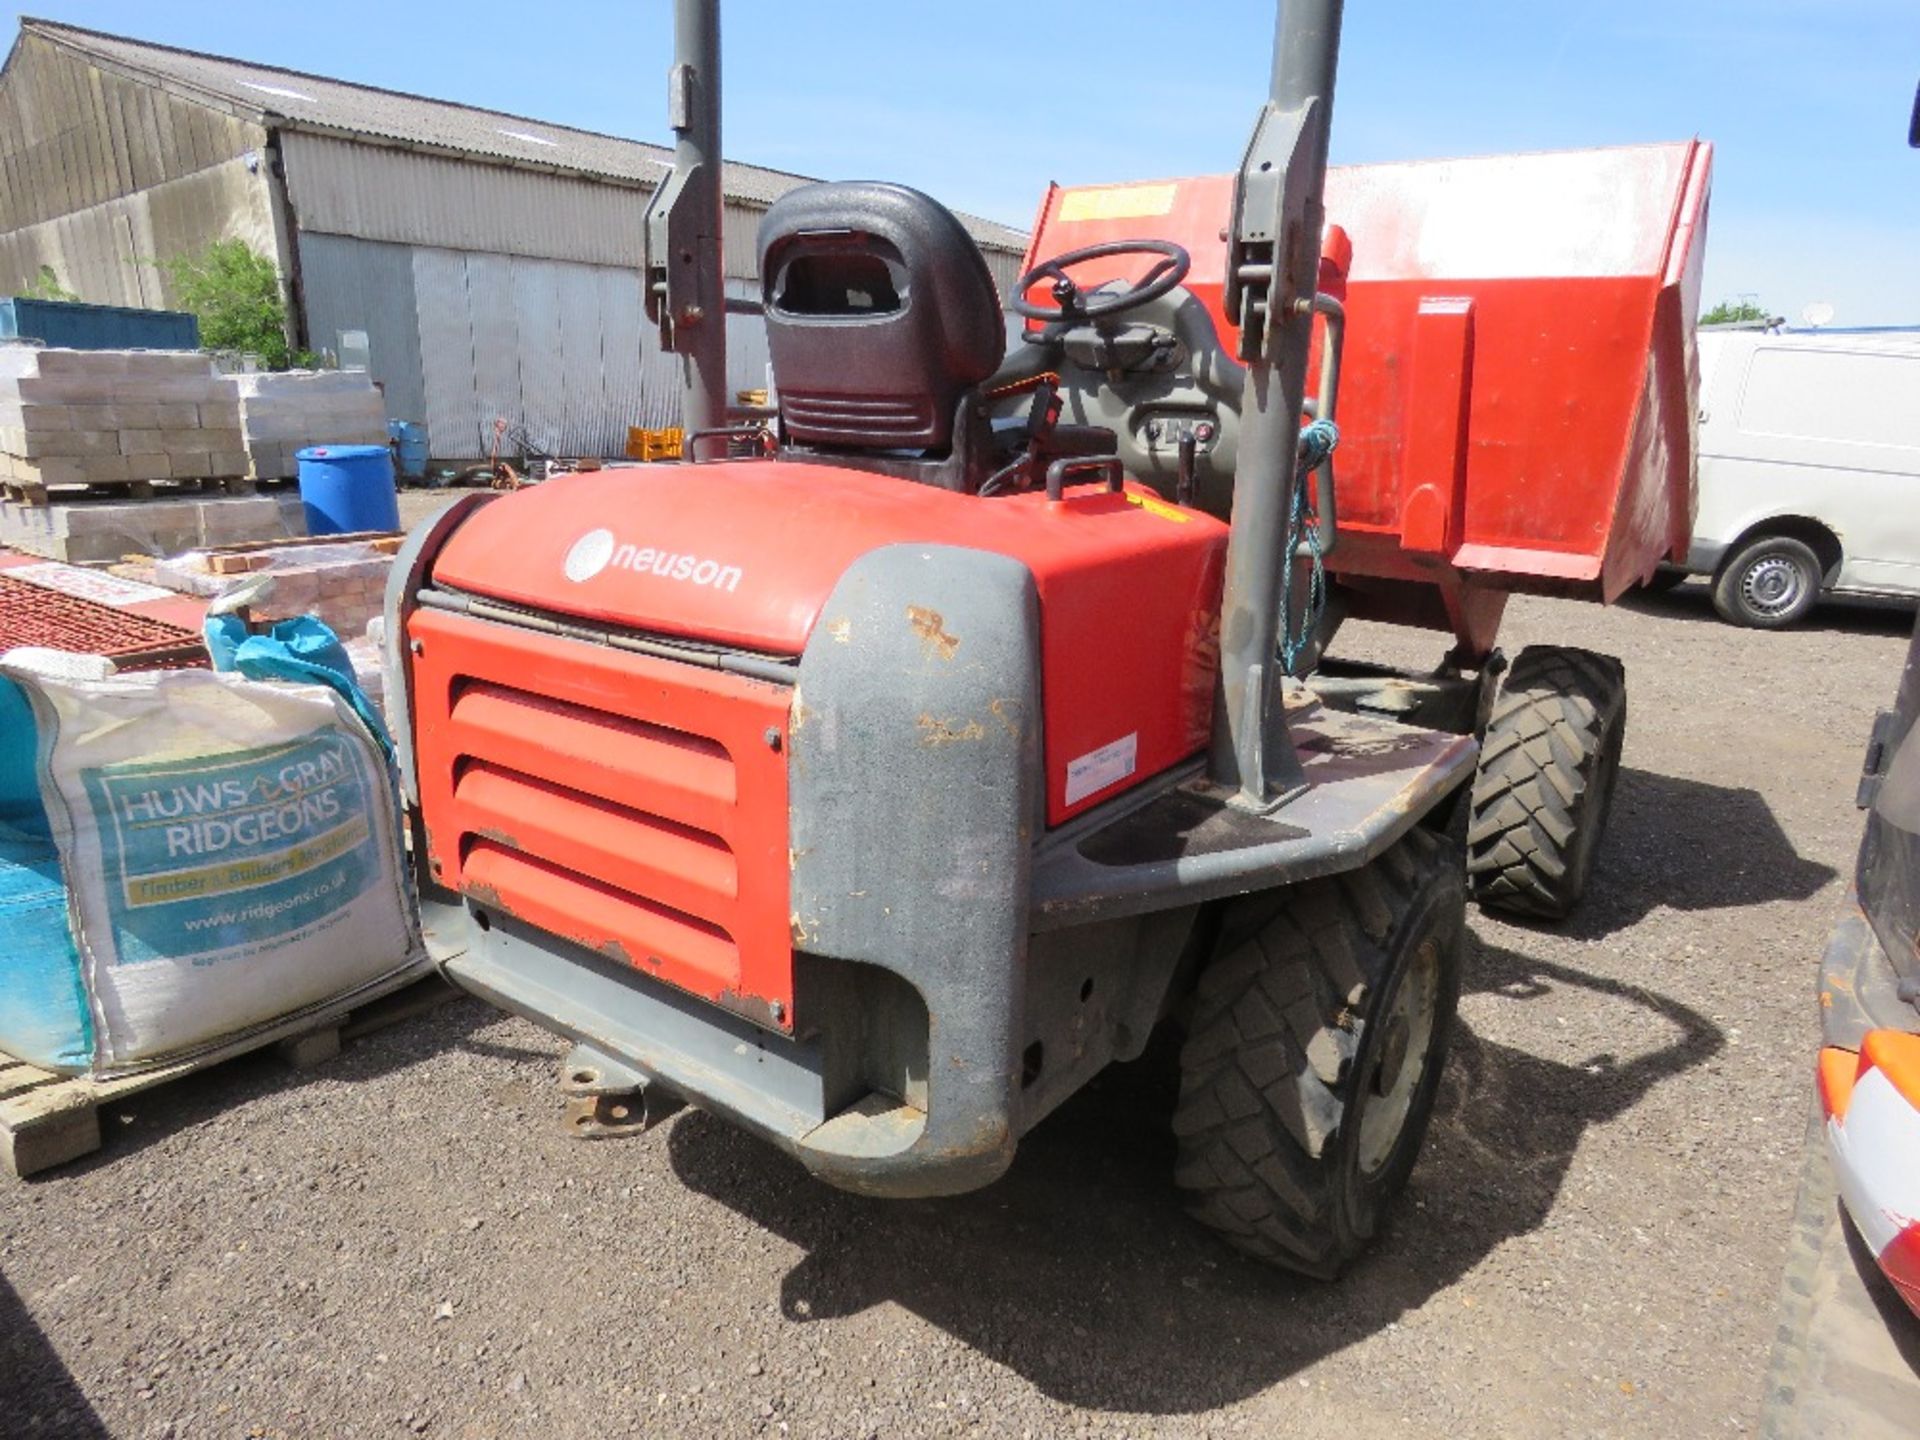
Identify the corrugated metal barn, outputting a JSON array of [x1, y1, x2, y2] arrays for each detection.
[[0, 20, 1032, 459]]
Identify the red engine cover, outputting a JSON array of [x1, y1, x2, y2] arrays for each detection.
[[431, 463, 1227, 824]]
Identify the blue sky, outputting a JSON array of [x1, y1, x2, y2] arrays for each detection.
[[11, 1, 1918, 324]]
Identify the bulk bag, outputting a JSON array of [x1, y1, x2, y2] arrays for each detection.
[[0, 661, 423, 1076]]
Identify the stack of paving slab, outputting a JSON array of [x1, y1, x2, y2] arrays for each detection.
[[0, 347, 248, 501], [0, 490, 302, 564], [233, 370, 388, 480]]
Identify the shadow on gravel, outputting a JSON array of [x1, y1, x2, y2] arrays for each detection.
[[0, 1272, 107, 1436], [1617, 583, 1916, 638], [1555, 765, 1835, 940], [19, 996, 497, 1181], [667, 942, 1724, 1414]]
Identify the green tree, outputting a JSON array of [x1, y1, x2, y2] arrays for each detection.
[[18, 264, 78, 302], [161, 239, 294, 368], [1699, 299, 1771, 326]]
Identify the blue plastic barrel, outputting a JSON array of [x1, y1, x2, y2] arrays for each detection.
[[296, 444, 400, 535], [387, 420, 429, 481]]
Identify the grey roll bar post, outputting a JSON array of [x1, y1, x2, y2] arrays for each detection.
[[1208, 0, 1346, 811], [642, 0, 729, 436]]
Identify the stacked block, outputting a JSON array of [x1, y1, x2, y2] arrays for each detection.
[[0, 348, 247, 496], [0, 494, 303, 564], [233, 371, 389, 480]]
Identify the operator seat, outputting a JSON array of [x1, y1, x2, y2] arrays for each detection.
[[757, 182, 1007, 491]]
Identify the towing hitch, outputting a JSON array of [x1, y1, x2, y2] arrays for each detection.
[[559, 1044, 688, 1140]]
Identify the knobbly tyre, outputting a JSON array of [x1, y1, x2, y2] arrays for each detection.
[[384, 0, 1706, 1275]]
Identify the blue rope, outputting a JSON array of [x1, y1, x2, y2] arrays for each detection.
[[1278, 419, 1339, 676]]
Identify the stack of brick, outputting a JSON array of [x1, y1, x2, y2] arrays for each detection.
[[232, 371, 389, 480], [151, 536, 401, 639], [0, 347, 247, 497]]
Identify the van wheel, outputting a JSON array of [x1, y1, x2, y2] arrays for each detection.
[[1171, 828, 1464, 1279], [1712, 534, 1823, 628]]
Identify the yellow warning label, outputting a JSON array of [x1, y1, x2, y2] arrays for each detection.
[[1123, 492, 1191, 524], [1059, 184, 1178, 223]]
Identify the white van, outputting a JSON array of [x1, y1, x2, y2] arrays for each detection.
[[1661, 328, 1920, 627]]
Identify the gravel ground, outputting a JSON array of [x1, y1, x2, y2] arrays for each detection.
[[3, 574, 1914, 1439]]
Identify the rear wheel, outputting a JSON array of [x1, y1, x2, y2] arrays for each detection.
[[1711, 533, 1823, 628], [1639, 568, 1690, 595], [1172, 828, 1464, 1278], [1467, 645, 1626, 921]]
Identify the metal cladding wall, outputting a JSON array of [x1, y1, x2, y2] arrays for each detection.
[[299, 230, 701, 460], [285, 137, 780, 457], [296, 231, 428, 430], [277, 132, 1023, 459], [282, 131, 653, 272], [0, 35, 276, 303]]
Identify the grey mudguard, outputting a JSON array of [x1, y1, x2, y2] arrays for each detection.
[[789, 542, 1041, 1196]]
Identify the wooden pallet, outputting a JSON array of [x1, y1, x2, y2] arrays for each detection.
[[0, 971, 460, 1180], [3, 475, 258, 507]]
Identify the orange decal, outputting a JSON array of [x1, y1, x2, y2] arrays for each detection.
[[1818, 1046, 1860, 1123], [1861, 1030, 1920, 1112]]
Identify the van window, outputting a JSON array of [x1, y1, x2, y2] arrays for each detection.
[[1738, 347, 1920, 450]]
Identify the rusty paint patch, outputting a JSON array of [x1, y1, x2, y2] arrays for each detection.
[[790, 912, 813, 946], [987, 697, 1022, 739], [596, 937, 635, 967], [906, 605, 960, 660], [472, 825, 520, 849], [717, 986, 788, 1031], [462, 879, 505, 909], [917, 712, 986, 746], [826, 617, 852, 645]]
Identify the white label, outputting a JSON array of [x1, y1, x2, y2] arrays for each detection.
[[1064, 732, 1138, 807], [7, 562, 172, 607]]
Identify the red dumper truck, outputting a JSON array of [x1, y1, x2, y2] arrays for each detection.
[[384, 0, 1709, 1275]]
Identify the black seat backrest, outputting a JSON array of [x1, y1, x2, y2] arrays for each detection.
[[758, 182, 1005, 453]]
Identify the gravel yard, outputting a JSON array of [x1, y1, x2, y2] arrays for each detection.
[[3, 577, 1914, 1439]]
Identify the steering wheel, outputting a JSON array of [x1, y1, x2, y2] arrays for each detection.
[[1011, 239, 1192, 324]]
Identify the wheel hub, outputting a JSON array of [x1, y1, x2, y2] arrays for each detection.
[[1741, 556, 1805, 618], [1375, 1014, 1411, 1099], [1356, 939, 1441, 1176]]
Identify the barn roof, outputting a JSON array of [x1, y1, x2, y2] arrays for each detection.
[[13, 18, 1031, 253]]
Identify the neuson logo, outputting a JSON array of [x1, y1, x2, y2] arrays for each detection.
[[563, 528, 743, 592]]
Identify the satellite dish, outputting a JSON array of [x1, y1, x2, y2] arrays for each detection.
[[1802, 301, 1835, 328]]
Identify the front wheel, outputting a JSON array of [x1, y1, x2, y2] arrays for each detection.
[[1467, 645, 1626, 922], [1711, 534, 1824, 628], [1172, 828, 1465, 1278]]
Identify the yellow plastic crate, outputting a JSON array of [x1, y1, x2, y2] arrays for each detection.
[[625, 426, 684, 462]]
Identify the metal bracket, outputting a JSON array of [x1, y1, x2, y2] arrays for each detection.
[[1857, 709, 1902, 810], [559, 1043, 686, 1141], [641, 161, 712, 353], [1224, 98, 1319, 365]]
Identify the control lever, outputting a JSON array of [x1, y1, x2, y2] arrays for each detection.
[[1176, 430, 1197, 508]]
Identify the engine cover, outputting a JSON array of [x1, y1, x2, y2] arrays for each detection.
[[427, 460, 1227, 824]]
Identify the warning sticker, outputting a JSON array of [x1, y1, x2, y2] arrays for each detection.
[[1059, 184, 1178, 223], [1124, 492, 1191, 524], [1065, 732, 1139, 807]]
